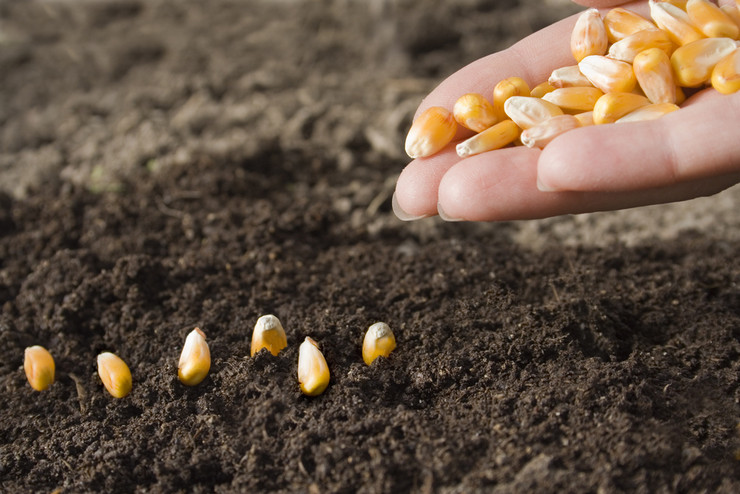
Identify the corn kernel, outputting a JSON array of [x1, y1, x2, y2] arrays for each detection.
[[453, 93, 498, 132], [711, 47, 740, 94], [548, 65, 594, 88], [542, 87, 605, 112], [574, 111, 595, 126], [686, 0, 739, 39], [404, 106, 458, 159], [503, 96, 564, 129], [670, 36, 737, 87], [362, 322, 397, 365], [530, 81, 556, 98], [607, 28, 674, 63], [571, 9, 609, 62], [633, 47, 678, 103], [97, 352, 132, 398], [178, 328, 211, 386], [251, 314, 288, 357], [664, 0, 688, 9], [520, 114, 581, 149], [604, 8, 658, 43], [721, 5, 740, 33], [24, 345, 55, 391], [492, 77, 531, 122], [579, 55, 637, 93], [616, 102, 680, 122], [593, 92, 651, 124], [297, 337, 329, 396], [650, 0, 705, 45], [456, 120, 520, 158]]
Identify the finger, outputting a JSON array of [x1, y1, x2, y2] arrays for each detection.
[[393, 145, 460, 220], [537, 90, 740, 192], [435, 145, 740, 221]]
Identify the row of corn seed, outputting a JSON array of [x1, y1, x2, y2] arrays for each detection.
[[405, 0, 740, 158], [23, 315, 397, 398]]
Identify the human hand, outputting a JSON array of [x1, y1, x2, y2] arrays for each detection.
[[393, 0, 740, 222]]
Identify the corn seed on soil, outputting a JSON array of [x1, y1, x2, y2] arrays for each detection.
[[2, 0, 740, 492]]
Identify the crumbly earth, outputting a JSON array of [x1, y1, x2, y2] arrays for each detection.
[[1, 0, 739, 492]]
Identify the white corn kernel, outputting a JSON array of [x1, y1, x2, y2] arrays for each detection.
[[178, 328, 211, 386], [251, 314, 288, 357], [520, 114, 581, 149], [579, 55, 637, 93], [548, 65, 594, 88], [298, 337, 330, 396], [362, 322, 397, 365], [616, 102, 680, 122], [97, 352, 132, 398], [504, 96, 564, 129], [571, 8, 609, 62], [24, 345, 55, 391]]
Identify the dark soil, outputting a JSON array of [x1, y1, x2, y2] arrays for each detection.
[[1, 0, 739, 492]]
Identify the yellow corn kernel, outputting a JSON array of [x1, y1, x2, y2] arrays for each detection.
[[721, 5, 740, 33], [503, 96, 564, 130], [649, 0, 705, 45], [616, 102, 680, 122], [571, 9, 609, 62], [456, 119, 520, 158], [251, 314, 288, 357], [675, 85, 687, 104], [97, 352, 132, 398], [542, 87, 605, 112], [574, 111, 595, 126], [686, 0, 740, 39], [530, 81, 556, 98], [24, 345, 55, 391], [664, 0, 688, 9], [362, 322, 397, 365], [593, 92, 651, 124], [178, 328, 211, 386], [404, 106, 457, 159], [578, 55, 637, 93], [633, 47, 678, 103], [604, 8, 658, 43], [452, 93, 498, 132], [492, 77, 530, 122], [520, 114, 581, 149], [297, 337, 329, 396], [607, 28, 674, 63], [548, 65, 594, 88], [711, 48, 740, 94], [671, 37, 737, 87]]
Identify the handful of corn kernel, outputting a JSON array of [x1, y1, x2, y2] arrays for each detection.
[[404, 0, 740, 159]]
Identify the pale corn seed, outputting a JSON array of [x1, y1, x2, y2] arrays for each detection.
[[649, 0, 705, 45], [453, 93, 498, 132], [616, 102, 680, 122], [721, 5, 740, 33], [711, 47, 740, 94], [297, 337, 330, 396], [593, 92, 651, 124], [492, 77, 531, 122], [670, 36, 737, 86], [686, 0, 740, 39], [503, 96, 563, 129], [251, 314, 288, 357], [548, 65, 594, 88], [404, 106, 457, 159], [604, 8, 658, 43], [607, 28, 674, 63], [97, 352, 132, 399], [520, 115, 581, 149], [362, 322, 397, 366], [530, 81, 556, 98], [571, 9, 609, 62], [574, 111, 595, 126], [542, 87, 605, 112], [456, 120, 520, 158], [178, 328, 211, 386], [633, 47, 678, 103], [578, 55, 637, 93], [24, 345, 55, 391]]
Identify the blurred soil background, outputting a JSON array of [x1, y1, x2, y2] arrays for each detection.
[[1, 0, 739, 492]]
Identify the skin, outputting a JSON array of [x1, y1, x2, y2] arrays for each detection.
[[394, 0, 740, 222]]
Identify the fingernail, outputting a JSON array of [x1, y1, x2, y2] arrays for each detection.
[[392, 192, 428, 221], [437, 203, 463, 222], [536, 176, 557, 192]]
